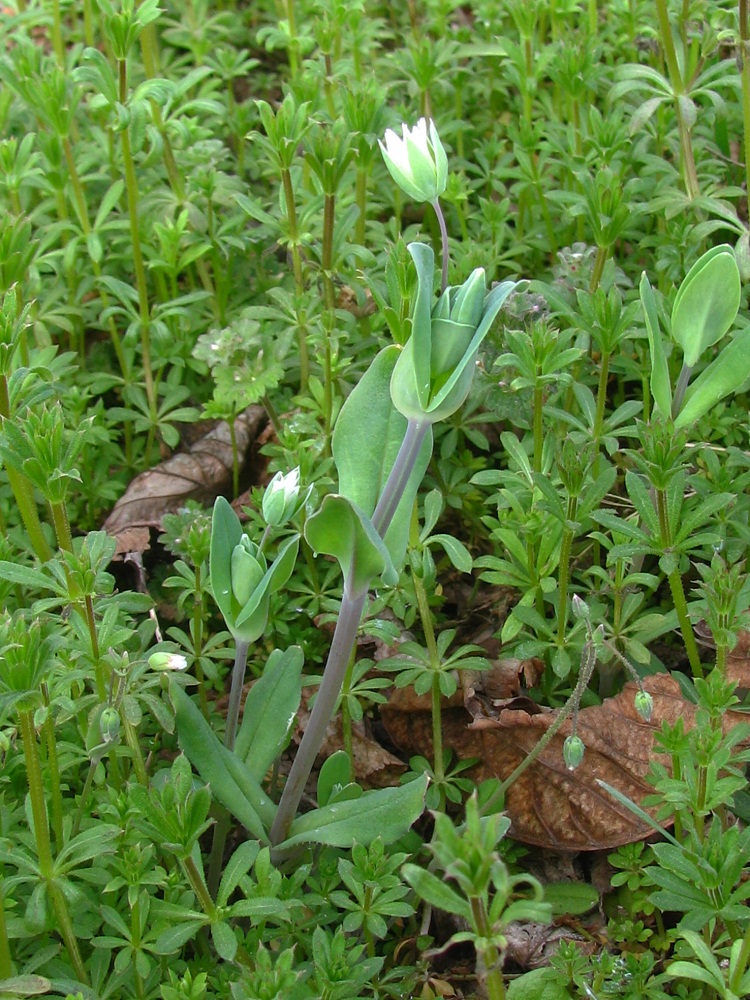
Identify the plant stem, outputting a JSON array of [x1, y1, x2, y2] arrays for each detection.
[[667, 568, 703, 678], [280, 167, 309, 389], [182, 854, 218, 921], [372, 420, 431, 534], [206, 639, 250, 888], [740, 0, 750, 218], [270, 417, 432, 848], [532, 385, 543, 474], [432, 198, 449, 292], [655, 488, 703, 676], [41, 690, 64, 851], [321, 191, 336, 444], [654, 0, 700, 199], [122, 716, 149, 785], [593, 350, 610, 443], [671, 363, 692, 419], [0, 882, 11, 978], [224, 640, 250, 752], [589, 245, 608, 293], [412, 567, 445, 792], [270, 584, 368, 849], [471, 897, 505, 1000], [18, 710, 89, 984], [119, 60, 157, 430]]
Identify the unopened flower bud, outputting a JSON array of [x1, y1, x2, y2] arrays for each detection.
[[262, 467, 301, 527], [563, 734, 585, 771], [148, 651, 189, 672], [230, 536, 265, 606], [571, 595, 590, 621], [379, 118, 448, 205], [99, 707, 121, 744], [634, 690, 653, 722]]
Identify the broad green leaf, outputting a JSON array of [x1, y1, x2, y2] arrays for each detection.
[[211, 920, 238, 962], [544, 881, 599, 916], [317, 750, 352, 807], [401, 864, 471, 921], [209, 496, 242, 627], [305, 494, 397, 592], [333, 345, 433, 571], [671, 245, 741, 367], [675, 328, 750, 428], [278, 773, 428, 850], [235, 646, 304, 777], [170, 681, 271, 842], [429, 533, 473, 573], [640, 272, 672, 418], [506, 967, 573, 1000]]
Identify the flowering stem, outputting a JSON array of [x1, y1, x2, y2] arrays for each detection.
[[271, 417, 433, 850], [270, 584, 368, 850], [207, 638, 250, 893], [432, 198, 449, 292], [224, 639, 250, 753], [372, 419, 431, 534]]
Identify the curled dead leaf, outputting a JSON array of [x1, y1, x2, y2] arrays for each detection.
[[103, 406, 265, 556]]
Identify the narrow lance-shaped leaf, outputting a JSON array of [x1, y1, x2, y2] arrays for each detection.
[[640, 272, 672, 418], [170, 681, 271, 842], [235, 646, 304, 779], [277, 773, 428, 850]]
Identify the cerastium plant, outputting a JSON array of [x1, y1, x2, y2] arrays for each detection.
[[173, 117, 517, 865]]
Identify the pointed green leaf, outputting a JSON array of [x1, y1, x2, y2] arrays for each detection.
[[209, 497, 242, 627], [170, 681, 270, 842], [235, 646, 304, 777], [216, 840, 261, 907], [278, 774, 428, 850], [401, 864, 472, 921], [428, 534, 473, 573], [640, 272, 672, 418]]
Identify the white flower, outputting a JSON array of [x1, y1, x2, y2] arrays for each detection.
[[379, 118, 448, 204]]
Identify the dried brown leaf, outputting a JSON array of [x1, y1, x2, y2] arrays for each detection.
[[382, 673, 749, 851], [103, 406, 265, 555]]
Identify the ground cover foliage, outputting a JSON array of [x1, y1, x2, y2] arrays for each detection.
[[3, 0, 750, 996]]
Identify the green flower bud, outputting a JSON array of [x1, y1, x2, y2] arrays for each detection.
[[571, 595, 590, 621], [634, 690, 653, 723], [391, 243, 516, 424], [379, 118, 448, 204], [262, 467, 302, 527], [450, 267, 486, 328], [230, 536, 265, 607], [563, 734, 585, 771], [99, 707, 121, 744]]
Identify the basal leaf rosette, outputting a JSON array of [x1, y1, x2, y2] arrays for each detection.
[[391, 243, 516, 423]]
